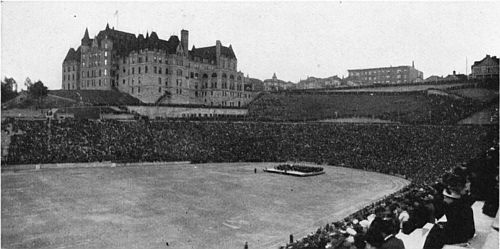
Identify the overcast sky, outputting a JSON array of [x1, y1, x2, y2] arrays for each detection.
[[2, 1, 500, 90]]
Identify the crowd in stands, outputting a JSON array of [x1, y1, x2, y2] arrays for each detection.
[[2, 119, 497, 187], [2, 118, 498, 249], [247, 91, 494, 125], [283, 145, 498, 249]]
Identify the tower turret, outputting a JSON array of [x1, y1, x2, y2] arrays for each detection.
[[81, 28, 91, 46], [181, 29, 189, 52]]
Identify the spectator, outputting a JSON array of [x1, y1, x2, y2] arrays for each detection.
[[422, 188, 475, 249], [364, 227, 385, 249], [379, 218, 405, 249]]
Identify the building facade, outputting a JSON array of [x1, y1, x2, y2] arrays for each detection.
[[296, 76, 341, 89], [62, 24, 254, 107], [347, 64, 423, 85], [471, 55, 499, 79], [262, 73, 295, 91]]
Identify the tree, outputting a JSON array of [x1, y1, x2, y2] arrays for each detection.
[[1, 77, 18, 103], [24, 77, 33, 89], [27, 80, 48, 108]]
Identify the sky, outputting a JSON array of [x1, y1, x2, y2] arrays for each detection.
[[1, 1, 500, 90]]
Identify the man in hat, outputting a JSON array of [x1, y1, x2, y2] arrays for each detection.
[[422, 188, 475, 249]]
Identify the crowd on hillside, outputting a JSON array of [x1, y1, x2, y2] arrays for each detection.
[[248, 92, 493, 125], [283, 145, 498, 249], [2, 119, 497, 186]]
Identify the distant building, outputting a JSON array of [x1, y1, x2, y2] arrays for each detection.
[[471, 55, 499, 79], [424, 75, 444, 82], [246, 77, 264, 92], [262, 73, 295, 91], [296, 76, 341, 89], [62, 24, 254, 107], [425, 71, 467, 83], [347, 63, 423, 85], [444, 71, 468, 82]]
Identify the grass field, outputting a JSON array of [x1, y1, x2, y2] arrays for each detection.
[[2, 162, 409, 249]]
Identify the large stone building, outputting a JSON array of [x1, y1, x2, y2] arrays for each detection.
[[347, 63, 423, 85], [471, 55, 499, 79], [62, 24, 254, 107]]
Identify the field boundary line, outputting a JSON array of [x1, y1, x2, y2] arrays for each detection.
[[1, 161, 191, 172]]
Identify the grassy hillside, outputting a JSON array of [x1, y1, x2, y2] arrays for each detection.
[[448, 88, 499, 102], [50, 90, 142, 106]]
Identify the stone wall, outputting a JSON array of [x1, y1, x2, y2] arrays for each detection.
[[126, 105, 248, 118]]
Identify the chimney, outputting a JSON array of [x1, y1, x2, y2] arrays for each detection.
[[216, 40, 221, 66], [181, 29, 189, 51], [453, 70, 456, 75]]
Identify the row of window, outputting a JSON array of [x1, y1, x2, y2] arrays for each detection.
[[124, 53, 235, 71], [64, 65, 77, 72], [65, 83, 76, 90], [121, 65, 176, 76], [82, 59, 108, 67], [120, 65, 242, 81], [351, 69, 410, 76], [81, 51, 109, 68], [63, 74, 76, 81], [124, 55, 183, 66], [82, 78, 108, 88], [120, 75, 245, 92], [81, 69, 108, 78], [362, 74, 408, 81], [371, 80, 408, 84], [193, 90, 249, 98]]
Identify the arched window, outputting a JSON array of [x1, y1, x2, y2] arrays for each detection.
[[229, 75, 235, 90], [210, 73, 218, 88], [177, 69, 183, 76], [222, 74, 228, 89], [201, 74, 209, 89]]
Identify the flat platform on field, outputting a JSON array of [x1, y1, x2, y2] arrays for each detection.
[[263, 168, 325, 176], [1, 162, 409, 249]]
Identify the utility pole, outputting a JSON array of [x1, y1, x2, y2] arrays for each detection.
[[114, 10, 119, 29], [466, 57, 468, 80]]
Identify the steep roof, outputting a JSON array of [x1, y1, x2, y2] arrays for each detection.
[[91, 25, 180, 57], [80, 25, 237, 60], [472, 55, 499, 66], [63, 47, 81, 62], [190, 45, 237, 61]]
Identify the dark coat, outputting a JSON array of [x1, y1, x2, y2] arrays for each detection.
[[380, 235, 405, 249], [442, 198, 475, 242], [423, 198, 476, 249]]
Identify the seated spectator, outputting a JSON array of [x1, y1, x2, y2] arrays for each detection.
[[379, 218, 405, 249], [364, 228, 385, 249], [422, 188, 475, 249], [395, 204, 410, 230]]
